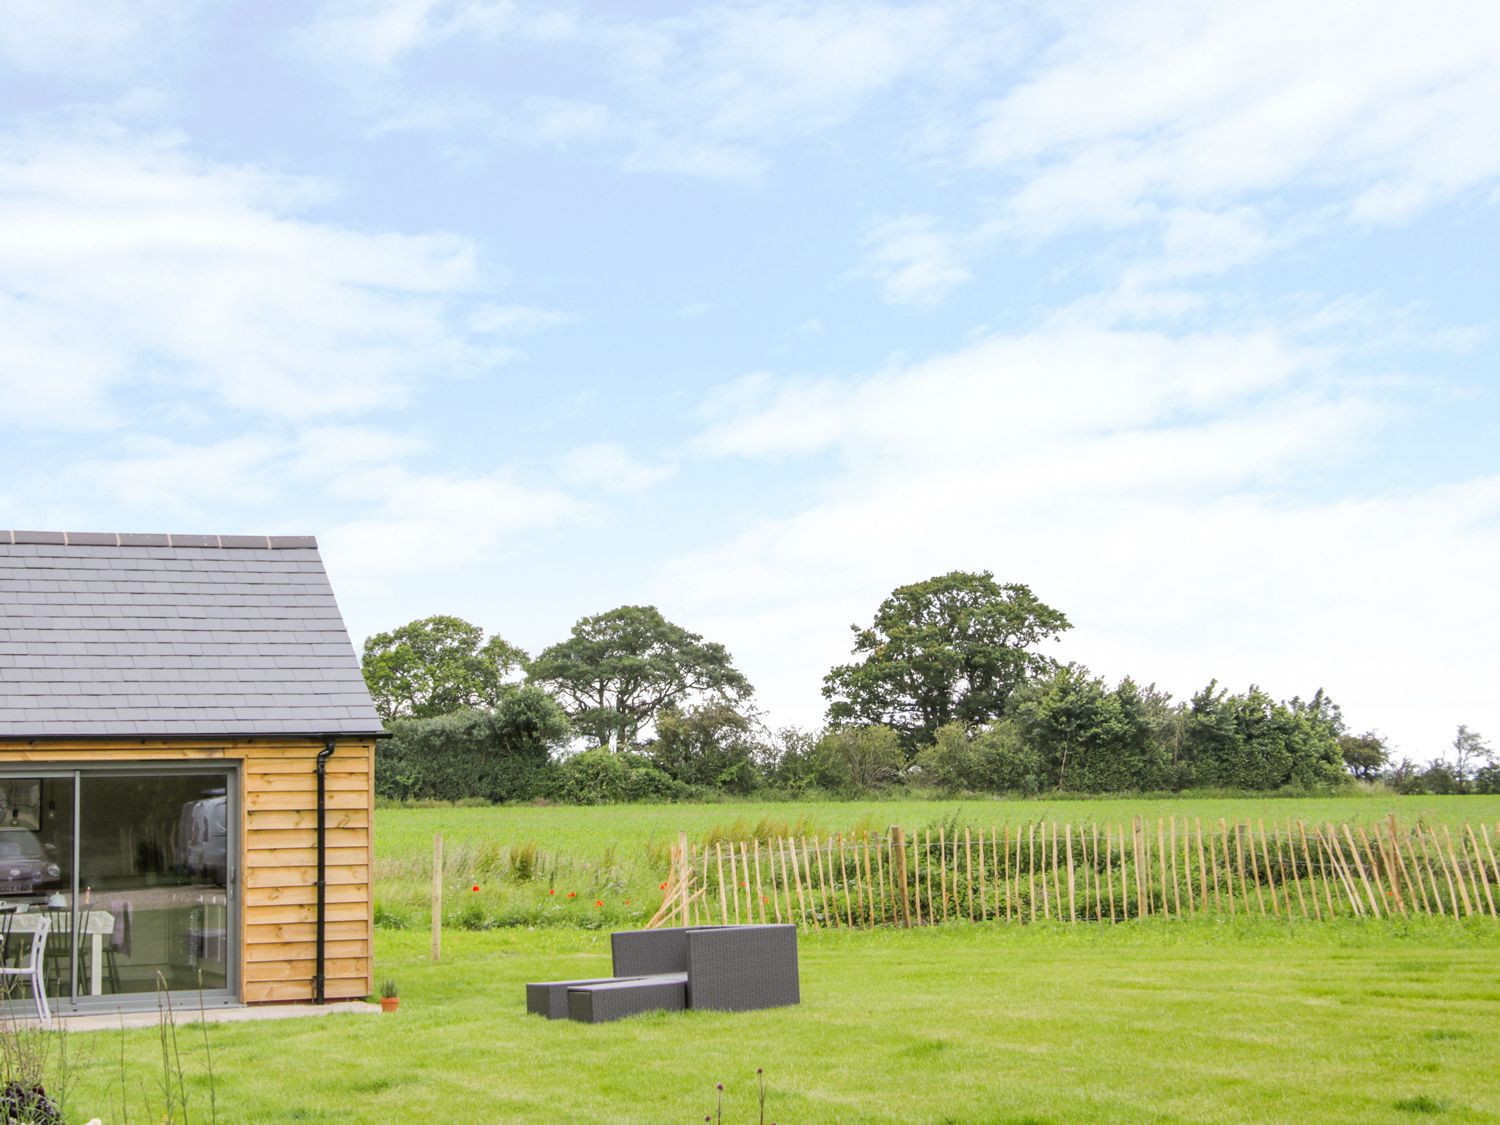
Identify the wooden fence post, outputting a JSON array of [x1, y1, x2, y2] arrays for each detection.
[[965, 828, 976, 923], [1257, 819, 1278, 917], [1065, 825, 1077, 923], [1001, 825, 1012, 923], [1047, 821, 1059, 920], [1481, 824, 1500, 917], [1332, 828, 1368, 918], [1027, 823, 1037, 923], [1104, 823, 1116, 922], [1119, 822, 1130, 920], [1399, 821, 1431, 916], [1133, 817, 1146, 919], [839, 835, 855, 927], [1157, 818, 1170, 919], [1091, 823, 1104, 921], [1442, 826, 1474, 917], [677, 832, 690, 925], [1332, 825, 1374, 915], [1363, 825, 1400, 916], [786, 840, 798, 924], [1245, 822, 1266, 916], [1461, 824, 1492, 917], [937, 826, 949, 924], [1195, 818, 1209, 915], [1418, 826, 1455, 917], [893, 826, 911, 927], [977, 828, 988, 922], [1286, 819, 1308, 920], [1170, 818, 1182, 918], [431, 832, 443, 963]]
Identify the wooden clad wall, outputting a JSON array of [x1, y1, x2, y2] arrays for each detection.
[[0, 738, 375, 1005], [241, 739, 374, 1003]]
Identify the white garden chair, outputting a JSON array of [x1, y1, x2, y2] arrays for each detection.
[[0, 913, 52, 1025]]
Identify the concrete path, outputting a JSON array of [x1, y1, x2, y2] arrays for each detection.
[[30, 1000, 379, 1033]]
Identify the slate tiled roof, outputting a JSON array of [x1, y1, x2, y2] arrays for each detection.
[[0, 531, 382, 738]]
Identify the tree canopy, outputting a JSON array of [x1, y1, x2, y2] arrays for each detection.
[[526, 605, 753, 747], [361, 615, 528, 721], [822, 571, 1071, 750]]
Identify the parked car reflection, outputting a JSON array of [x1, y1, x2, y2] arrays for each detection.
[[174, 793, 227, 885], [0, 829, 63, 902]]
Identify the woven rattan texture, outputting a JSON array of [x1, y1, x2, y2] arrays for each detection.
[[685, 925, 800, 1012], [527, 978, 632, 1020], [565, 976, 687, 1023]]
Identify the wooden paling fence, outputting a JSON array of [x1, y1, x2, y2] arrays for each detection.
[[649, 817, 1500, 930]]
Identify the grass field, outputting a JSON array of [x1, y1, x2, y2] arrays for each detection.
[[70, 917, 1500, 1123], [373, 795, 1500, 931], [48, 797, 1500, 1121]]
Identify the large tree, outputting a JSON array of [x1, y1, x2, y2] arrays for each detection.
[[361, 615, 527, 721], [1338, 730, 1390, 781], [527, 605, 753, 747], [1449, 725, 1494, 792], [822, 571, 1071, 750]]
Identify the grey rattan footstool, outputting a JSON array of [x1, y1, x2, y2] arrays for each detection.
[[527, 978, 637, 1020], [566, 975, 688, 1023]]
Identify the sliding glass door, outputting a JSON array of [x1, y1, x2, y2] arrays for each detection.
[[0, 765, 237, 1012]]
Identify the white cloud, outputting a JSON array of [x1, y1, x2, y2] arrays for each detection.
[[300, 0, 1013, 177], [970, 1, 1500, 236], [68, 435, 284, 510], [857, 215, 972, 307], [693, 325, 1325, 463], [0, 0, 186, 77], [560, 443, 677, 494], [668, 317, 1498, 759], [299, 0, 528, 72], [319, 468, 584, 586], [467, 303, 573, 335], [0, 123, 509, 428]]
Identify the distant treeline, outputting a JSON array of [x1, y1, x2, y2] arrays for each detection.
[[367, 572, 1495, 804]]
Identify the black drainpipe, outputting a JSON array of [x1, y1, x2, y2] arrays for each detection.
[[314, 737, 337, 1004]]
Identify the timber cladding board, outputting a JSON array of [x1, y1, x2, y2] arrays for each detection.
[[0, 736, 376, 1005]]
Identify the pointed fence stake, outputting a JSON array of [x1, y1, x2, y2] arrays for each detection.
[[1440, 826, 1473, 917], [893, 826, 911, 927]]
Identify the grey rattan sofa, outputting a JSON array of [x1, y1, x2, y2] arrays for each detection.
[[527, 923, 799, 1023]]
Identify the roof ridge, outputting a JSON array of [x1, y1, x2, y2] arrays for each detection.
[[1, 531, 318, 549]]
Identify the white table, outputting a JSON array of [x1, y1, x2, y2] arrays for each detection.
[[2, 910, 116, 996]]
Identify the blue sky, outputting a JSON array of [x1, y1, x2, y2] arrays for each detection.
[[2, 1, 1498, 761]]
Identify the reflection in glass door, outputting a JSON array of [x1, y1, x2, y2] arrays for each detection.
[[78, 772, 232, 999], [0, 767, 235, 1011], [0, 776, 75, 1013]]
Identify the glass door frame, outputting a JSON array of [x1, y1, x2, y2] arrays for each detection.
[[0, 759, 241, 1014]]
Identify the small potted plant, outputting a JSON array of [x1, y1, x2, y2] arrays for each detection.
[[379, 979, 399, 1013]]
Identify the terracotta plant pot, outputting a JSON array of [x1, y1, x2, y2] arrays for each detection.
[[380, 997, 399, 1013]]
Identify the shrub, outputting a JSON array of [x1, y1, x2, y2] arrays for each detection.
[[913, 720, 1043, 794], [375, 688, 571, 803], [553, 748, 695, 804], [812, 726, 904, 792]]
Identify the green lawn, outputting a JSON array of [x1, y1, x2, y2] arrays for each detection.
[[374, 795, 1500, 931], [70, 918, 1500, 1123]]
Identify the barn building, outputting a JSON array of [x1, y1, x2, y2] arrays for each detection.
[[0, 530, 380, 1013]]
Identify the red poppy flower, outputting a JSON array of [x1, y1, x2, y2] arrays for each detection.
[[595, 900, 603, 907], [471, 885, 480, 892], [660, 882, 668, 890], [567, 892, 576, 898], [548, 888, 555, 895]]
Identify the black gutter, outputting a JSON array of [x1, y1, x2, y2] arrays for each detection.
[[314, 737, 337, 1004]]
